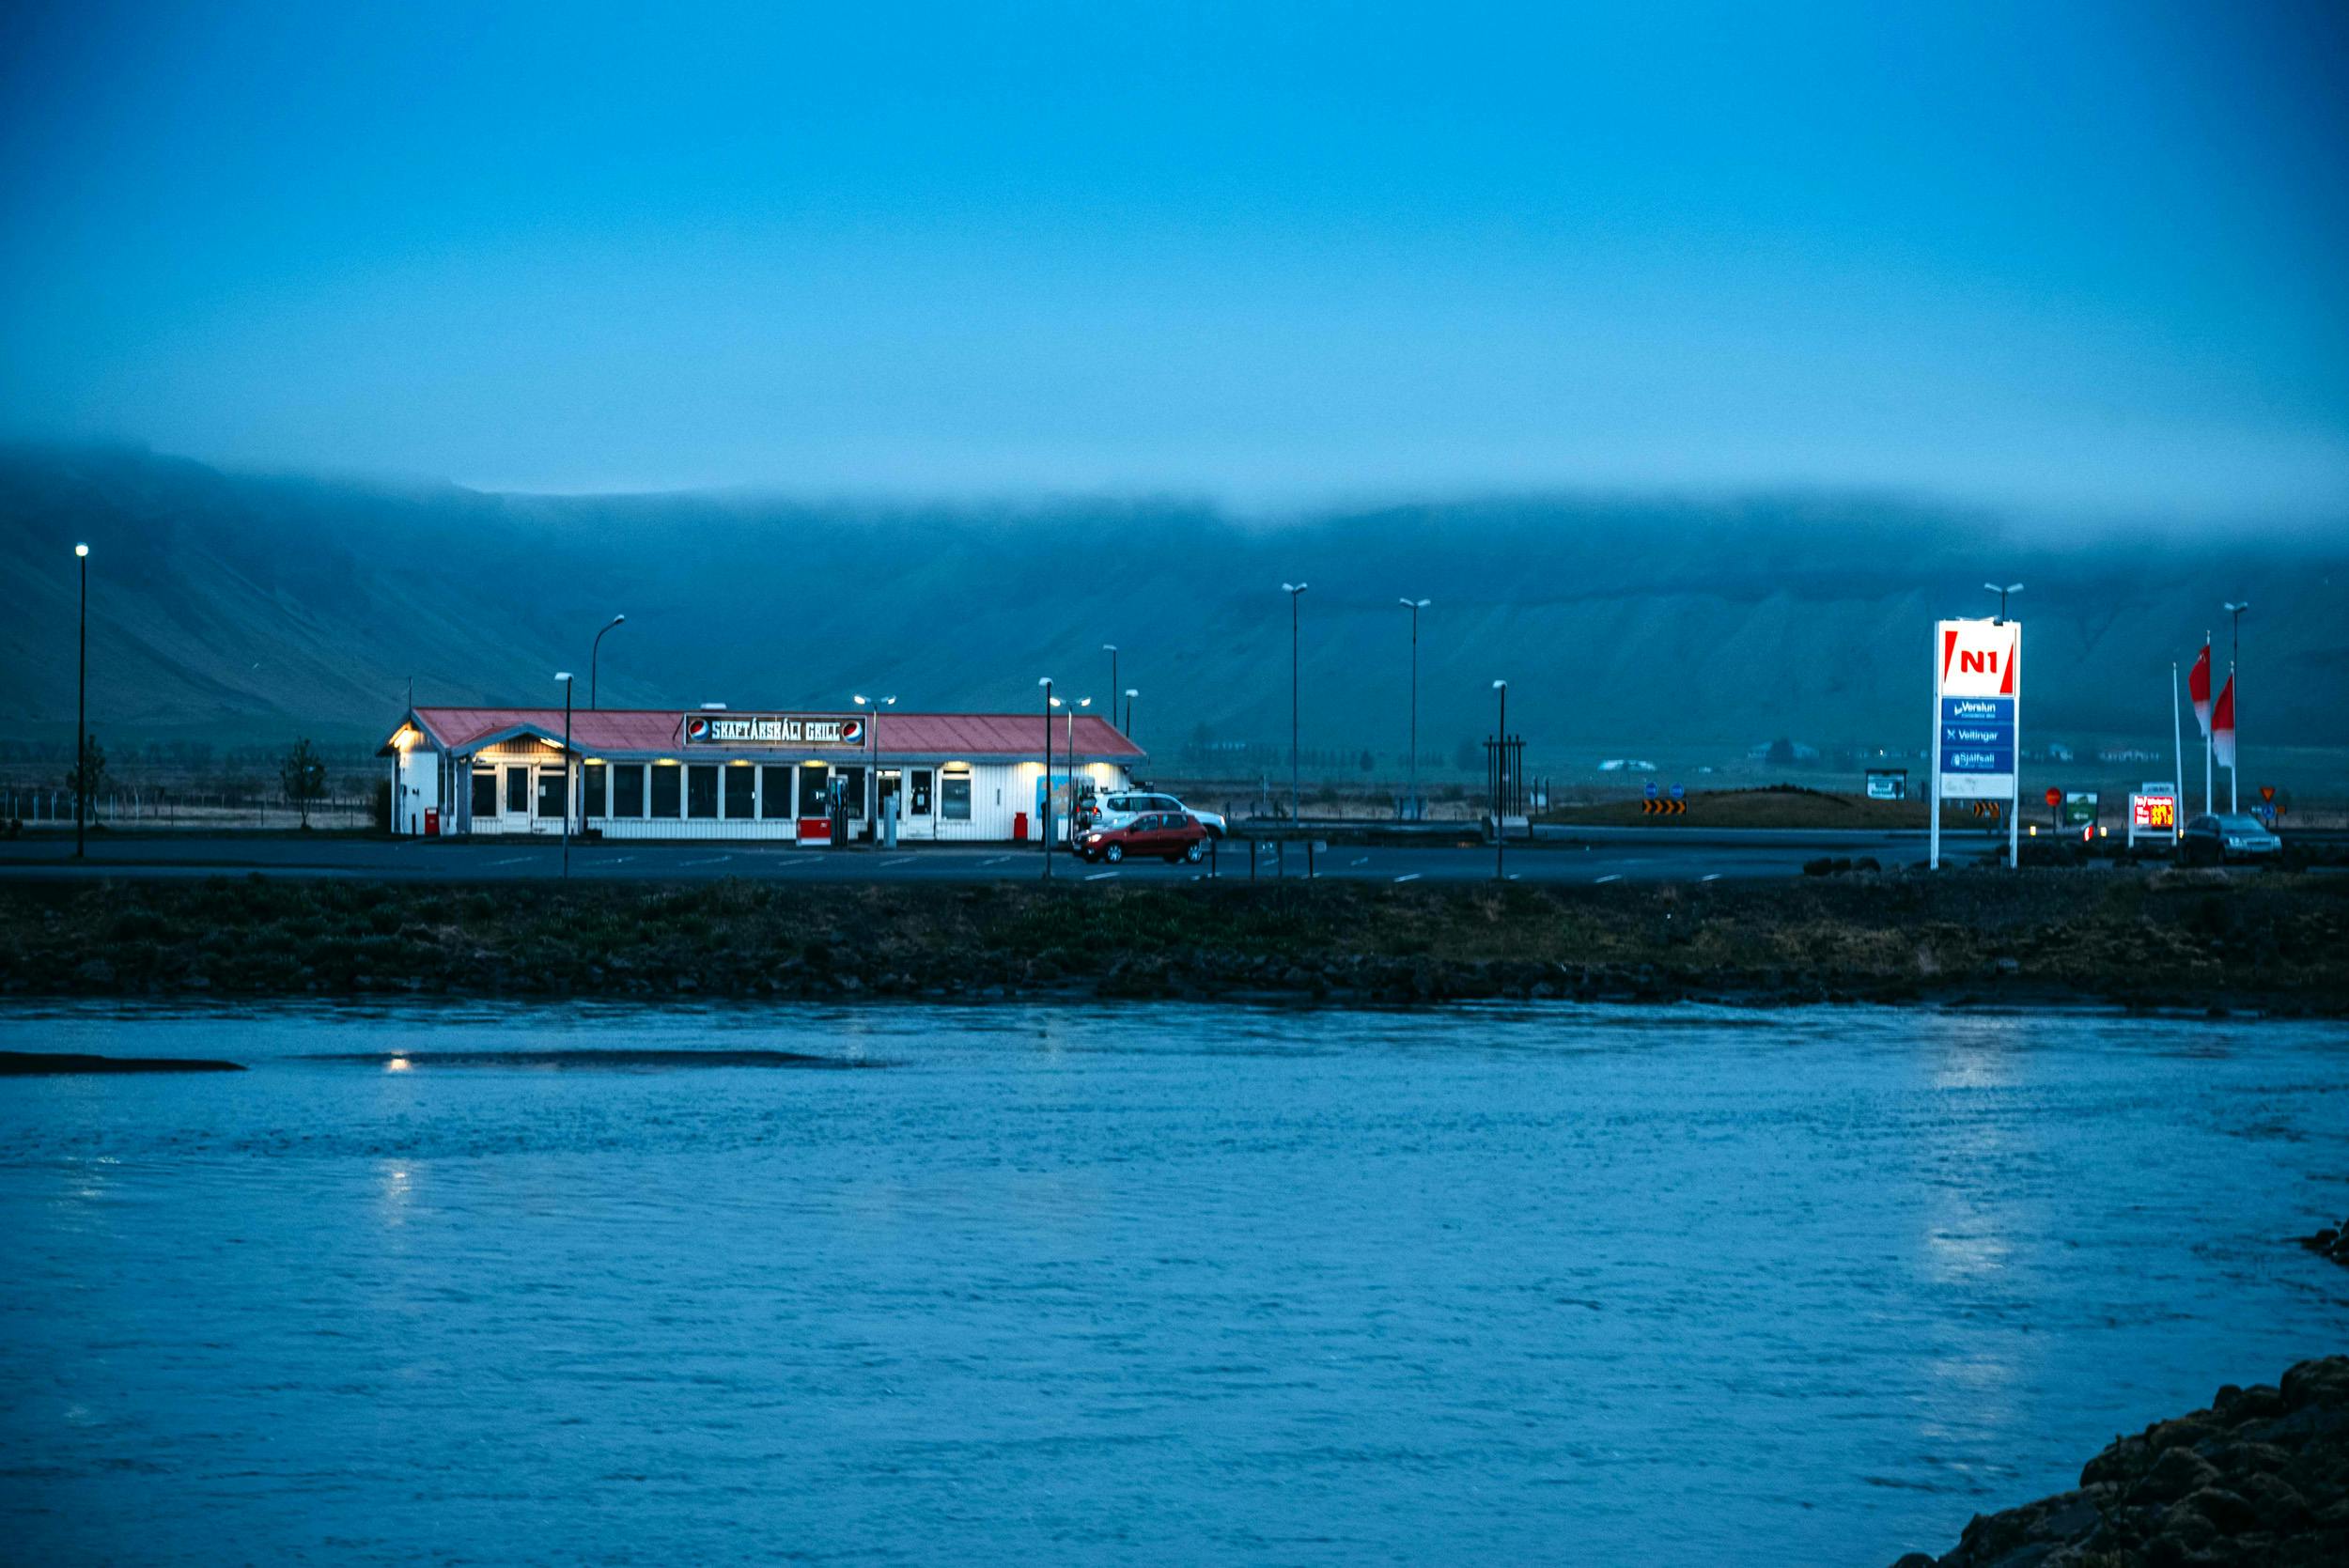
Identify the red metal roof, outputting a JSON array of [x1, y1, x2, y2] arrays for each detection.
[[391, 707, 1144, 762]]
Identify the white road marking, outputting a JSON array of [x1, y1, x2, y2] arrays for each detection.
[[1702, 873, 1722, 882], [490, 854, 533, 865], [1392, 873, 1421, 883], [1595, 874, 1621, 884], [981, 856, 1009, 866], [684, 855, 734, 866], [879, 854, 918, 866], [1085, 870, 1119, 881], [605, 856, 634, 864], [1349, 856, 1368, 866]]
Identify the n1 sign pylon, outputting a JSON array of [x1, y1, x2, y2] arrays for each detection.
[[1930, 617, 2020, 870]]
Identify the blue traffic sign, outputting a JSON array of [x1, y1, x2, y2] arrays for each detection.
[[1669, 784, 1685, 800], [1642, 781, 1659, 800], [1943, 748, 2015, 773]]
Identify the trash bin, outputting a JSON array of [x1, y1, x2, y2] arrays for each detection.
[[423, 808, 440, 838], [1014, 811, 1030, 842]]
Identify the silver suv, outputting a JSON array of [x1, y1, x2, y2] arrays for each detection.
[[1078, 789, 1227, 838]]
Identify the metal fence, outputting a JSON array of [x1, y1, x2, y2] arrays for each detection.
[[0, 787, 376, 831]]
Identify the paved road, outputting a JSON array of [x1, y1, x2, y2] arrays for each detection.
[[0, 830, 1955, 886]]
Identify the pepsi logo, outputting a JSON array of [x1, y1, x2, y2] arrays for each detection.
[[686, 717, 709, 740], [841, 719, 863, 743]]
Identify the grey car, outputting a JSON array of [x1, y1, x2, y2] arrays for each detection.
[[2179, 812, 2282, 866]]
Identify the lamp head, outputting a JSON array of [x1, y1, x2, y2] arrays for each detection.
[[1283, 582, 1308, 594], [74, 543, 89, 558], [1492, 678, 1507, 691], [1125, 687, 1137, 697], [1038, 676, 1051, 688], [555, 671, 574, 683], [1102, 643, 1116, 652]]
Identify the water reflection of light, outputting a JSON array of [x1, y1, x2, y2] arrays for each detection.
[[387, 1056, 412, 1072]]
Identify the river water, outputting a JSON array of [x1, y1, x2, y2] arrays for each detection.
[[2, 1001, 2344, 1565]]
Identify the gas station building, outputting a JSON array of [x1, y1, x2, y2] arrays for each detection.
[[380, 706, 1145, 844]]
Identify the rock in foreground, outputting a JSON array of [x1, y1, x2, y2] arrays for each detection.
[[1891, 1356, 2349, 1566]]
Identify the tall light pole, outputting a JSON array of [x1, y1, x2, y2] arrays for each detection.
[[1124, 687, 1138, 745], [1102, 645, 1119, 728], [1984, 582, 2022, 624], [2225, 599, 2248, 812], [1283, 582, 1308, 825], [555, 672, 574, 879], [1037, 676, 1054, 877], [590, 614, 626, 708], [1492, 679, 1507, 881], [1399, 598, 1429, 819], [74, 543, 88, 859], [853, 693, 896, 842], [1066, 697, 1091, 828]]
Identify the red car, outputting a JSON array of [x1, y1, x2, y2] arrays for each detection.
[[1077, 812, 1210, 865]]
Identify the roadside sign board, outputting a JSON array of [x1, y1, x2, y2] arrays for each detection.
[[1669, 784, 1685, 801], [1864, 768, 1907, 800], [2260, 784, 2276, 803], [1642, 780, 1658, 800], [1931, 617, 2020, 869], [2062, 791, 2098, 828], [2128, 790, 2178, 847]]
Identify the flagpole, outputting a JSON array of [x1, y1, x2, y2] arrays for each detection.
[[2203, 629, 2213, 816], [2171, 661, 2183, 812]]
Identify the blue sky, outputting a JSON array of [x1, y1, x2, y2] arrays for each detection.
[[2, 0, 2344, 515]]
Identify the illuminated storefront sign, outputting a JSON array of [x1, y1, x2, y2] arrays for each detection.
[[682, 713, 864, 747]]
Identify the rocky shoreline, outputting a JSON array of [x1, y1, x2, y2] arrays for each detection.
[[0, 866, 2343, 1011], [1890, 1357, 2349, 1566]]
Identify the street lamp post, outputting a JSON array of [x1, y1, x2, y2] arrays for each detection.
[[1124, 688, 1138, 743], [74, 543, 88, 859], [1038, 677, 1054, 877], [2225, 600, 2249, 812], [1983, 582, 2022, 624], [853, 693, 897, 843], [1102, 645, 1119, 728], [1399, 598, 1429, 819], [555, 672, 574, 879], [1283, 582, 1308, 826], [1492, 679, 1507, 880], [1068, 698, 1091, 831], [590, 614, 626, 708]]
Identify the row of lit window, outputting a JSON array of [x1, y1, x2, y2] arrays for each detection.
[[472, 761, 972, 821]]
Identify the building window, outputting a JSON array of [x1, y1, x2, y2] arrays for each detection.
[[723, 765, 754, 818], [760, 765, 793, 818], [472, 769, 497, 817], [537, 768, 567, 818], [799, 762, 829, 816], [909, 768, 933, 815], [941, 768, 972, 821], [687, 764, 719, 818], [614, 764, 646, 817], [649, 764, 681, 818], [506, 766, 530, 814], [583, 764, 607, 817]]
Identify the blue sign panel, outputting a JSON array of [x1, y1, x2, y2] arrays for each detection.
[[1942, 722, 2012, 746], [1642, 781, 1658, 800], [1944, 748, 2015, 772]]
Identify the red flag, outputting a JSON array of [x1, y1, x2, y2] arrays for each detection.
[[2213, 675, 2236, 769], [2188, 643, 2212, 737]]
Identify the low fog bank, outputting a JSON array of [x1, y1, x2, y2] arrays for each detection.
[[2, 446, 2340, 771]]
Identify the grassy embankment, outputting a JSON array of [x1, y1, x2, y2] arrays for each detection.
[[4, 868, 2344, 1012]]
